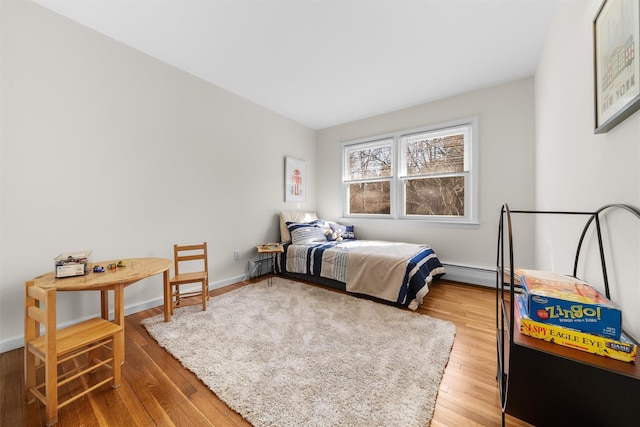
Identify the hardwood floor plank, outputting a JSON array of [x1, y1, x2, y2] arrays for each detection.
[[0, 347, 29, 426], [2, 278, 533, 426], [106, 379, 157, 426], [431, 403, 491, 427], [122, 339, 208, 426], [436, 392, 503, 427]]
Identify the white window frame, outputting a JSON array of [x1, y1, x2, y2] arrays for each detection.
[[341, 117, 478, 225]]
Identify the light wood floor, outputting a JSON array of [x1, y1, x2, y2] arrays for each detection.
[[0, 277, 532, 426]]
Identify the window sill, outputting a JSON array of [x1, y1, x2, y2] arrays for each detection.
[[339, 216, 480, 229]]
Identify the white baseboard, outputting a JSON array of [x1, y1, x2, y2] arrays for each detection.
[[440, 263, 495, 288], [0, 274, 247, 354]]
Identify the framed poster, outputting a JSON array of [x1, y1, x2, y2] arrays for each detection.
[[284, 157, 306, 202], [594, 0, 640, 133]]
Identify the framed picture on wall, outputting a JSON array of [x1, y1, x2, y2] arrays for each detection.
[[284, 157, 306, 202], [594, 0, 640, 133]]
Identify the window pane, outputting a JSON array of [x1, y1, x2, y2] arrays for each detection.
[[347, 146, 392, 179], [349, 182, 390, 214], [405, 176, 464, 216], [405, 133, 464, 176]]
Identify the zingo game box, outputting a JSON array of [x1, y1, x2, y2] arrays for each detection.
[[513, 269, 622, 339]]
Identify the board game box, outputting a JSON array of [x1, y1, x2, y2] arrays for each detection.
[[513, 269, 621, 339], [514, 294, 636, 363]]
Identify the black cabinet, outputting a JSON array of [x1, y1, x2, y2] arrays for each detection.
[[496, 204, 640, 427]]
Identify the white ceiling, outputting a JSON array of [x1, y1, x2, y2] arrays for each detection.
[[32, 0, 560, 130]]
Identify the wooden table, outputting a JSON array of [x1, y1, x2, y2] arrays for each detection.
[[28, 258, 174, 359]]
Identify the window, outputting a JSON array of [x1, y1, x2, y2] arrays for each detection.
[[342, 119, 477, 223], [344, 139, 393, 215]]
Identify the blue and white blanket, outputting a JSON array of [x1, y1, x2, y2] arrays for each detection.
[[275, 240, 445, 310]]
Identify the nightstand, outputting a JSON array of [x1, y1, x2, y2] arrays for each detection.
[[256, 243, 284, 286]]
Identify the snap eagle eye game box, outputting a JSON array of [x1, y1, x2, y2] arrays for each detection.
[[513, 269, 622, 339], [514, 293, 636, 363]]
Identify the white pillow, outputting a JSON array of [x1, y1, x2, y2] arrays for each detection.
[[279, 211, 318, 242], [290, 226, 326, 245]]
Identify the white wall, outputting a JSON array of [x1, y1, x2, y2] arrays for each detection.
[[316, 78, 537, 277], [536, 0, 640, 339], [0, 0, 316, 351]]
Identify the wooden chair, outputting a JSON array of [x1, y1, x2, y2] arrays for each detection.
[[170, 242, 209, 312], [24, 280, 123, 426]]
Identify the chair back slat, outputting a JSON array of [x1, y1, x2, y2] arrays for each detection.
[[26, 305, 47, 326], [27, 283, 47, 301], [176, 254, 206, 262]]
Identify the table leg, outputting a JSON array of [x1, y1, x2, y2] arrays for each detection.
[[113, 285, 124, 325], [113, 285, 125, 362], [100, 290, 109, 320], [163, 269, 171, 322]]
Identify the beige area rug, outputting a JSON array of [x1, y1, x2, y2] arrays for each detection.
[[142, 277, 456, 426]]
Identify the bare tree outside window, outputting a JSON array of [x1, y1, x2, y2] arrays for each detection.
[[347, 145, 391, 179], [403, 133, 466, 216], [345, 141, 392, 215], [349, 182, 391, 214], [405, 134, 464, 175], [405, 176, 464, 215]]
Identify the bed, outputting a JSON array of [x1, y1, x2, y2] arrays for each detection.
[[274, 211, 446, 310]]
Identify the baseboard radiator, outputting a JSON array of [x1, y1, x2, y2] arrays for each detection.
[[440, 263, 494, 288]]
